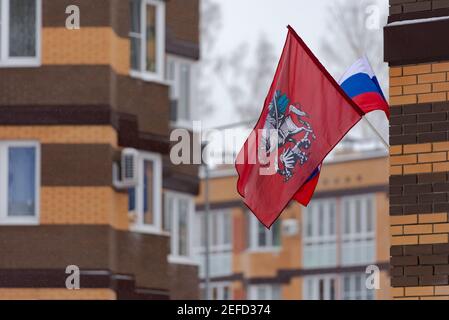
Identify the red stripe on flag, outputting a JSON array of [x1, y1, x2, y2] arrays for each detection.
[[352, 92, 390, 119]]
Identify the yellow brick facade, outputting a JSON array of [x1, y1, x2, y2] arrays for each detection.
[[393, 285, 449, 300], [390, 213, 449, 246], [390, 142, 449, 175], [390, 62, 449, 106], [0, 288, 116, 300], [0, 125, 117, 145], [42, 27, 130, 75], [40, 187, 129, 230]]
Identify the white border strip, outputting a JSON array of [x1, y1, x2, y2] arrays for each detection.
[[388, 15, 449, 27]]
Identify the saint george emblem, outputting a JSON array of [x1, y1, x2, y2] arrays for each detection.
[[261, 90, 316, 181]]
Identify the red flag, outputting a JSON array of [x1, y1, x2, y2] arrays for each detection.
[[235, 26, 364, 228]]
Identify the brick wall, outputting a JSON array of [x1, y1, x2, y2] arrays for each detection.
[[40, 187, 129, 229], [389, 63, 449, 217], [166, 0, 200, 44], [387, 17, 449, 298], [390, 0, 449, 15], [390, 213, 449, 299], [0, 0, 200, 300], [0, 125, 117, 145], [389, 60, 449, 298], [43, 27, 129, 75], [390, 63, 449, 106], [2, 0, 199, 143], [0, 288, 116, 300]]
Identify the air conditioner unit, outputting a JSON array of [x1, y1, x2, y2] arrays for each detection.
[[122, 148, 139, 184], [113, 148, 139, 189], [282, 219, 299, 237]]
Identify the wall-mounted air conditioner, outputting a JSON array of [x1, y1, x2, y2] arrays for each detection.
[[282, 219, 299, 237], [113, 148, 139, 189]]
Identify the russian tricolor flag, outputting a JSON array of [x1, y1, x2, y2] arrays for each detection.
[[339, 56, 390, 119]]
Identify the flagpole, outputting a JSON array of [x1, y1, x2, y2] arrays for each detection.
[[362, 116, 390, 149], [204, 163, 211, 300]]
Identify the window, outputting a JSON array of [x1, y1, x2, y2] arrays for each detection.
[[341, 195, 375, 266], [304, 273, 375, 300], [200, 282, 233, 300], [194, 210, 232, 278], [129, 0, 165, 81], [0, 141, 40, 224], [303, 275, 337, 300], [128, 150, 162, 233], [248, 284, 281, 300], [0, 0, 41, 66], [303, 200, 337, 268], [166, 55, 197, 125], [342, 273, 375, 300], [249, 214, 281, 251], [164, 192, 194, 262]]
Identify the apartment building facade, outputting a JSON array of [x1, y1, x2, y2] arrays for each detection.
[[195, 148, 391, 300], [0, 0, 200, 299]]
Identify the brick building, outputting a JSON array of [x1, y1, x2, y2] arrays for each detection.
[[386, 0, 449, 299], [195, 144, 392, 300], [0, 0, 200, 299]]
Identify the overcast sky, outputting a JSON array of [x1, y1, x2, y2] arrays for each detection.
[[217, 0, 328, 60], [203, 0, 330, 128], [200, 0, 389, 161]]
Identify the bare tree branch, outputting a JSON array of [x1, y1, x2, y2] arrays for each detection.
[[197, 0, 223, 116], [320, 0, 389, 140]]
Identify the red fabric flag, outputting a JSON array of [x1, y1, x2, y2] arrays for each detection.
[[235, 26, 364, 228]]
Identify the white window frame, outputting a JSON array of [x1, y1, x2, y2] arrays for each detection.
[[0, 0, 41, 67], [248, 215, 281, 252], [194, 209, 233, 278], [0, 141, 40, 225], [166, 54, 197, 128], [248, 284, 281, 300], [342, 273, 375, 300], [165, 191, 196, 265], [303, 273, 375, 300], [341, 194, 376, 266], [200, 281, 233, 300], [303, 274, 338, 300], [302, 199, 337, 268], [130, 150, 162, 234], [129, 0, 165, 82]]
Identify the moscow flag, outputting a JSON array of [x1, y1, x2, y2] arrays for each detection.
[[235, 26, 365, 228]]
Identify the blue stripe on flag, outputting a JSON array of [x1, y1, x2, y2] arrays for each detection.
[[305, 167, 320, 183], [340, 73, 382, 99]]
